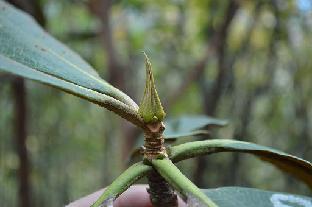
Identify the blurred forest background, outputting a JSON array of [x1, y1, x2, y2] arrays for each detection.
[[0, 0, 312, 206]]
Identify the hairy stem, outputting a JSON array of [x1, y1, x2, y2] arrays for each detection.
[[143, 122, 178, 207]]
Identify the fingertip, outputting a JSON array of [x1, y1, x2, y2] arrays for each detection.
[[114, 185, 187, 207], [114, 185, 152, 207]]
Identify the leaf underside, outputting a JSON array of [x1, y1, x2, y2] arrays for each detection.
[[164, 115, 227, 140], [0, 1, 143, 127], [169, 139, 312, 190], [202, 187, 312, 207]]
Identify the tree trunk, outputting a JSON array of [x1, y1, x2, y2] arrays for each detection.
[[7, 0, 45, 205], [12, 78, 30, 207], [194, 0, 239, 186]]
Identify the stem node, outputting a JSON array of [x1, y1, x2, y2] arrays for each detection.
[[143, 122, 167, 160]]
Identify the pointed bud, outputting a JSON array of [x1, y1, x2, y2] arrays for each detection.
[[138, 52, 166, 123]]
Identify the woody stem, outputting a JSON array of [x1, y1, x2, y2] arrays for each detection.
[[143, 122, 178, 207]]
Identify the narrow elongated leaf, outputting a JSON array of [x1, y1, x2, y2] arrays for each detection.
[[202, 187, 312, 207], [0, 55, 143, 126], [0, 1, 143, 126], [91, 162, 151, 207], [169, 139, 312, 189], [164, 115, 227, 140], [152, 158, 218, 207]]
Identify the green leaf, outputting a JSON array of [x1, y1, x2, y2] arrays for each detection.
[[164, 115, 227, 140], [0, 55, 144, 126], [91, 162, 151, 207], [0, 1, 143, 127], [202, 187, 312, 207], [151, 158, 218, 207], [169, 139, 312, 189]]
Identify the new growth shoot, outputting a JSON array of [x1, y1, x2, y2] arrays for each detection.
[[138, 52, 166, 124], [139, 52, 167, 160]]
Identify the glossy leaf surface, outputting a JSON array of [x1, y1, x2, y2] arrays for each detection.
[[202, 187, 312, 207], [169, 139, 312, 189], [164, 115, 227, 140], [0, 1, 143, 126]]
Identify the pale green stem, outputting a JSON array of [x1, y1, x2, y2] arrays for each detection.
[[91, 162, 151, 207], [151, 158, 218, 207]]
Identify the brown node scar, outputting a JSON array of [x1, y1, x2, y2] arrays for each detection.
[[143, 122, 167, 160]]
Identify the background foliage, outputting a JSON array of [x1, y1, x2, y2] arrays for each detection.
[[0, 0, 311, 206]]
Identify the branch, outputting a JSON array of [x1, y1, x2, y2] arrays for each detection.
[[63, 30, 99, 42], [5, 1, 46, 206], [12, 78, 30, 207], [88, 0, 126, 91], [192, 0, 240, 186], [224, 0, 281, 185], [165, 0, 239, 111], [203, 0, 239, 116]]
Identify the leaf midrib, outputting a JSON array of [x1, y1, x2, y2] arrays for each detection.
[[0, 11, 133, 107], [0, 54, 136, 115]]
